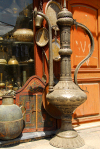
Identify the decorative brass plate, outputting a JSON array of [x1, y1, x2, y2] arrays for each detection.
[[52, 38, 61, 61], [35, 28, 49, 47], [45, 1, 62, 30]]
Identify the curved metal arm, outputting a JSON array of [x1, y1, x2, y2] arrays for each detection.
[[33, 8, 54, 92], [74, 20, 94, 92]]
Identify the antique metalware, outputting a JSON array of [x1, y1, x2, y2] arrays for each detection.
[[42, 49, 47, 83], [0, 59, 7, 64], [52, 27, 61, 61], [0, 93, 23, 140], [45, 0, 62, 30], [52, 38, 61, 61], [33, 0, 94, 147], [35, 14, 44, 28], [28, 58, 34, 63], [35, 0, 44, 28], [0, 73, 5, 89], [13, 29, 34, 42], [7, 84, 13, 90], [35, 28, 49, 47], [8, 56, 19, 65], [0, 82, 5, 88], [0, 37, 3, 41]]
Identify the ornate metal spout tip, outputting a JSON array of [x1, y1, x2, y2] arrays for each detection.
[[33, 7, 38, 18], [50, 133, 85, 149]]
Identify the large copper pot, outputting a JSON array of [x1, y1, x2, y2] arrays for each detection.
[[0, 95, 23, 140], [13, 29, 34, 42]]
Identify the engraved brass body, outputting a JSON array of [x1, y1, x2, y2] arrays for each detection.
[[33, 2, 94, 148], [13, 29, 34, 42]]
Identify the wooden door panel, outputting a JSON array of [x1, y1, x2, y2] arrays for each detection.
[[70, 5, 98, 68], [73, 83, 99, 118]]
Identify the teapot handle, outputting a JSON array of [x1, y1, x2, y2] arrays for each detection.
[[73, 20, 94, 92]]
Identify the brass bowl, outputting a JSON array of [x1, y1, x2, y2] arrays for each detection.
[[0, 37, 3, 40], [13, 29, 34, 42], [7, 85, 13, 90], [8, 56, 19, 65], [0, 82, 5, 88], [28, 58, 34, 63], [0, 59, 7, 64]]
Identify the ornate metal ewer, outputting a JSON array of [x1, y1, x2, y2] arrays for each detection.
[[33, 1, 94, 148]]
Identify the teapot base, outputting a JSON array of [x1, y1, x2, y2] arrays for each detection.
[[50, 132, 84, 149]]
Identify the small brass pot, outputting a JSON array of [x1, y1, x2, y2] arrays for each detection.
[[8, 56, 19, 65], [13, 29, 34, 42], [7, 85, 13, 90]]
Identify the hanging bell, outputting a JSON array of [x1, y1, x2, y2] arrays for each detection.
[[35, 14, 44, 28]]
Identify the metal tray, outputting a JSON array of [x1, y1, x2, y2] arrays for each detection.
[[35, 28, 49, 47], [45, 0, 62, 30], [52, 38, 61, 61]]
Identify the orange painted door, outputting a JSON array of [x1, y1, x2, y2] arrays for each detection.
[[68, 0, 100, 122]]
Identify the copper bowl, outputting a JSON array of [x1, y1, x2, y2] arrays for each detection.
[[13, 29, 34, 42]]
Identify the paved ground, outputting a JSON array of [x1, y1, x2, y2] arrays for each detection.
[[1, 123, 100, 149]]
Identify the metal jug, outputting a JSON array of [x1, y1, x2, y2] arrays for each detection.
[[33, 1, 94, 148], [0, 95, 23, 140]]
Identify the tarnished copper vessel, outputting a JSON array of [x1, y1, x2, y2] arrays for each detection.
[[0, 95, 23, 140], [13, 29, 34, 42]]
